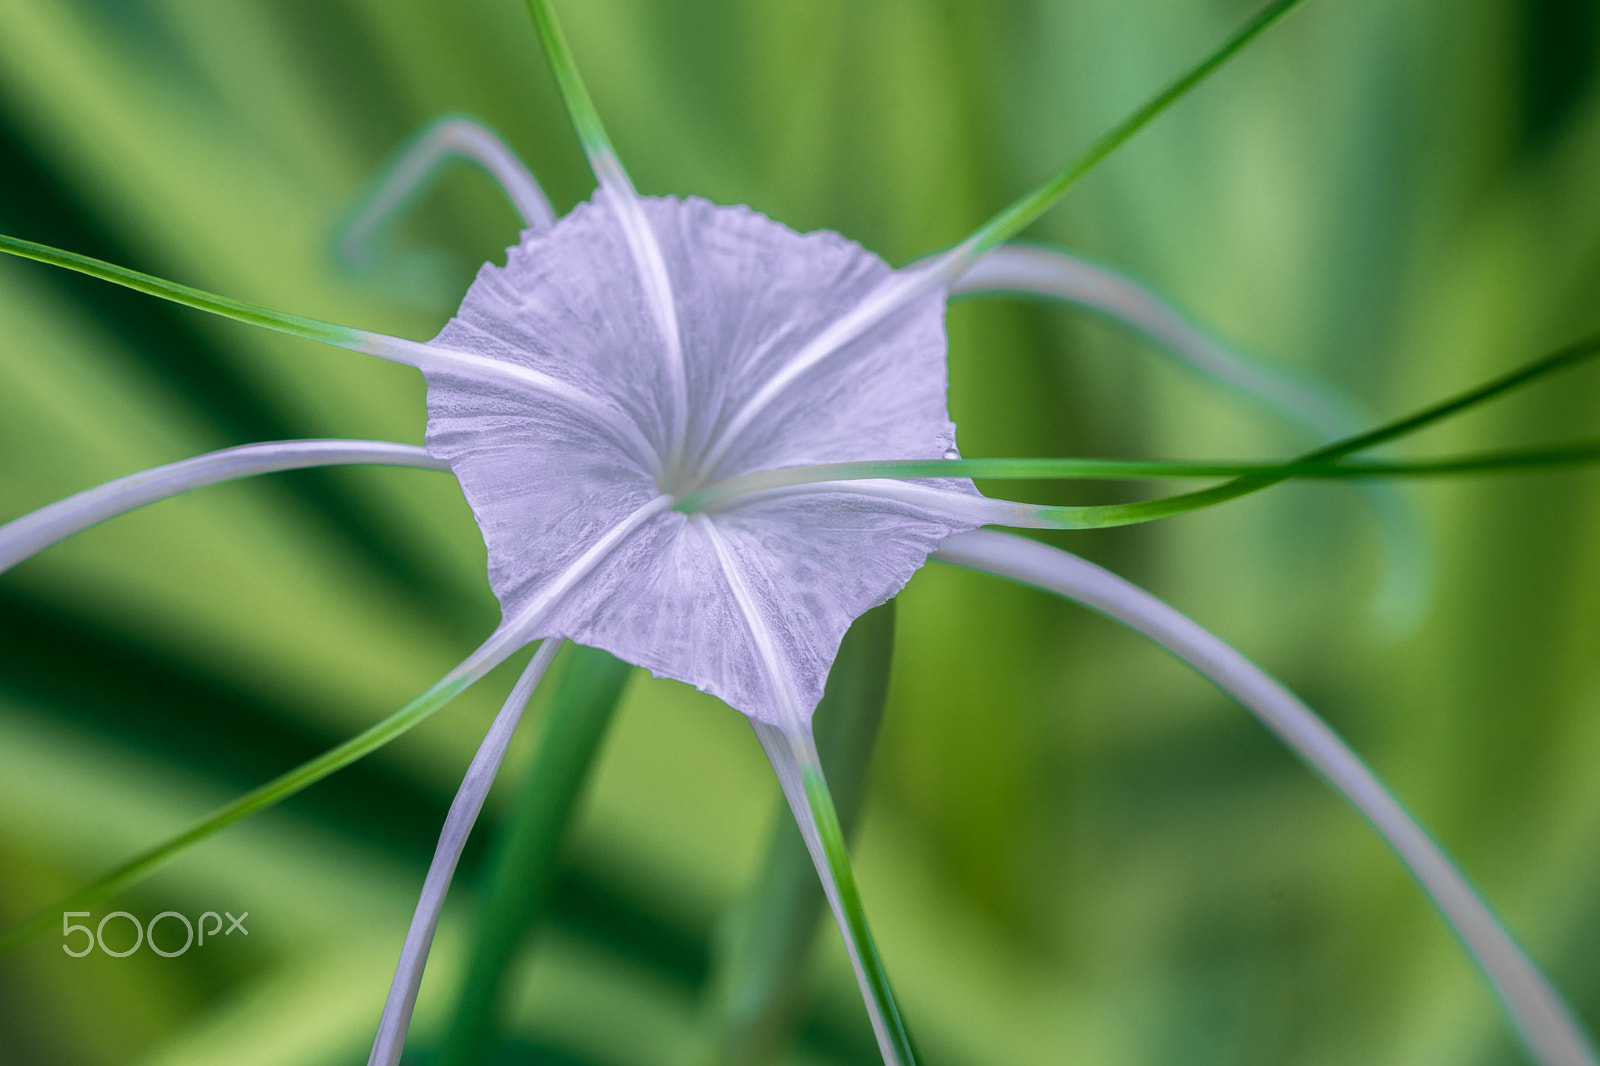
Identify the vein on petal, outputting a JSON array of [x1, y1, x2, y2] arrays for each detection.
[[696, 254, 960, 478], [495, 493, 675, 647], [351, 329, 663, 475], [592, 151, 690, 472], [694, 514, 806, 731]]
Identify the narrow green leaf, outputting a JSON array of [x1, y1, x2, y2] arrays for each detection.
[[440, 644, 632, 1066], [707, 602, 896, 1066]]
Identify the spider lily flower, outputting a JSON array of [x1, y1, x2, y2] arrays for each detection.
[[1, 1, 1597, 1065]]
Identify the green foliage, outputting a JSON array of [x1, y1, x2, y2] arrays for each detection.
[[1, 2, 1599, 1065]]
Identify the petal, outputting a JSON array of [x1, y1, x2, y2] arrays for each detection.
[[526, 492, 971, 726], [430, 197, 679, 462], [639, 197, 959, 478]]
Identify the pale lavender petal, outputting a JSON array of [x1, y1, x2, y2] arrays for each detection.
[[367, 639, 562, 1066], [936, 529, 1597, 1066]]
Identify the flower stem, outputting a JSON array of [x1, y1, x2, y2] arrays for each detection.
[[440, 644, 633, 1066], [522, 0, 615, 166], [799, 760, 916, 1066]]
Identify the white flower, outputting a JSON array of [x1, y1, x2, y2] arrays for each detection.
[[1, 2, 1595, 1065], [427, 192, 975, 729]]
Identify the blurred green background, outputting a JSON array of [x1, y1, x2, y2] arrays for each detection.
[[2, 1, 1599, 1064]]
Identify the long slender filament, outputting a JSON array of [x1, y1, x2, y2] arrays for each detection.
[[750, 722, 917, 1066], [935, 529, 1598, 1066], [694, 0, 1308, 475], [676, 442, 1600, 512], [697, 514, 914, 1066], [0, 234, 663, 474], [953, 242, 1431, 630], [952, 0, 1306, 266], [367, 640, 562, 1066], [0, 490, 670, 956], [688, 330, 1600, 530], [0, 440, 448, 575], [340, 114, 555, 268], [522, 0, 689, 470]]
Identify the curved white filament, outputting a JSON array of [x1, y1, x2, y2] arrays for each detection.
[[344, 331, 662, 476], [952, 243, 1431, 633], [748, 719, 908, 1066], [340, 115, 555, 267], [954, 245, 1362, 435], [366, 494, 673, 1066], [367, 639, 563, 1066], [590, 149, 689, 470], [935, 529, 1597, 1066], [0, 440, 449, 575], [698, 515, 905, 1065]]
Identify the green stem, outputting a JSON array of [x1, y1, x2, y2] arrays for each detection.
[[955, 0, 1307, 261], [800, 763, 916, 1066], [708, 603, 896, 1066], [677, 438, 1600, 512], [522, 0, 616, 164], [439, 645, 632, 1066], [681, 330, 1600, 532], [0, 233, 355, 347], [1121, 330, 1600, 526]]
